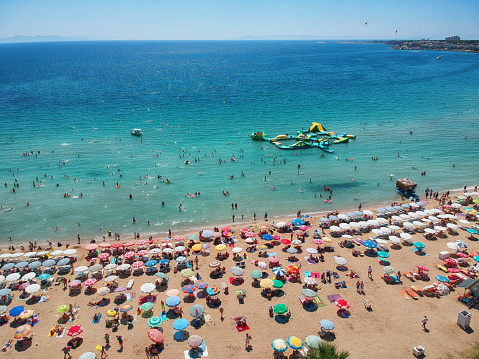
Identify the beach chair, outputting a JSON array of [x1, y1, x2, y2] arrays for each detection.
[[410, 286, 423, 296], [405, 288, 419, 299], [75, 271, 83, 280], [127, 279, 134, 290]]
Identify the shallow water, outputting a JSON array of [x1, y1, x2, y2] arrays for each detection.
[[1, 41, 478, 242]]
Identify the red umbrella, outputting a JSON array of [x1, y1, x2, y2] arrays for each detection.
[[68, 280, 82, 288], [287, 265, 299, 274], [138, 250, 148, 256], [416, 265, 429, 271], [149, 238, 159, 244], [444, 258, 457, 265], [124, 251, 135, 260], [67, 325, 83, 336], [245, 232, 255, 238], [240, 228, 249, 233], [148, 329, 164, 343], [85, 244, 98, 251], [19, 282, 29, 290], [281, 239, 291, 245], [221, 226, 231, 232], [112, 242, 124, 248], [123, 242, 135, 247], [182, 285, 196, 294], [313, 238, 324, 245], [84, 278, 97, 287], [98, 253, 110, 260], [447, 268, 460, 273], [136, 240, 147, 246], [174, 236, 185, 242], [99, 243, 111, 248], [335, 299, 350, 309], [132, 261, 144, 269]]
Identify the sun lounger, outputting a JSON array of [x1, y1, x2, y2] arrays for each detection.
[[410, 286, 423, 296], [405, 288, 419, 299], [399, 290, 411, 299], [436, 264, 448, 272], [127, 279, 134, 290]]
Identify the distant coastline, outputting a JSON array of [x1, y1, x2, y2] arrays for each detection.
[[387, 39, 479, 53]]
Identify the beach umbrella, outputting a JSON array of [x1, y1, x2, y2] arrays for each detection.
[[14, 324, 32, 339], [245, 231, 256, 238], [437, 283, 450, 296], [260, 278, 274, 288], [85, 244, 98, 251], [0, 306, 7, 314], [9, 306, 24, 316], [350, 222, 361, 229], [209, 260, 221, 268], [173, 318, 189, 330], [334, 257, 347, 265], [306, 248, 318, 254], [286, 247, 298, 254], [447, 242, 459, 251], [1, 263, 15, 271], [377, 208, 387, 214], [232, 247, 243, 254], [447, 268, 460, 273], [0, 288, 11, 296], [156, 272, 169, 280], [165, 296, 181, 307], [250, 270, 263, 279], [182, 285, 196, 294], [90, 264, 103, 272], [413, 242, 425, 250], [104, 275, 118, 282], [274, 303, 288, 314], [287, 336, 303, 350], [6, 273, 21, 282], [189, 304, 205, 318], [141, 302, 154, 311], [436, 275, 450, 283], [124, 251, 135, 259], [377, 251, 389, 258], [302, 288, 317, 297], [375, 238, 387, 245], [271, 338, 288, 352], [455, 240, 467, 249], [166, 289, 180, 297], [84, 278, 97, 287], [19, 310, 35, 320], [148, 316, 162, 328], [275, 222, 287, 228], [145, 260, 158, 267], [305, 335, 322, 349], [120, 304, 133, 312], [132, 261, 144, 269], [474, 256, 479, 262], [257, 261, 268, 270], [444, 258, 457, 265], [268, 256, 280, 264], [230, 267, 244, 276], [98, 287, 110, 296], [141, 282, 156, 293], [468, 229, 478, 234], [335, 299, 350, 310], [21, 272, 36, 282], [287, 264, 299, 274], [320, 319, 335, 330], [23, 251, 37, 258], [15, 261, 28, 269], [389, 236, 400, 245], [281, 239, 291, 245], [206, 285, 220, 296], [181, 268, 194, 278], [328, 215, 339, 222], [362, 240, 377, 249], [339, 223, 351, 230], [262, 234, 273, 240], [313, 238, 324, 245], [106, 309, 117, 317], [273, 280, 284, 288], [68, 280, 81, 288], [383, 266, 395, 274], [112, 243, 123, 248], [63, 249, 77, 255], [215, 244, 227, 251], [202, 230, 213, 238], [175, 246, 186, 253], [19, 282, 29, 291], [320, 217, 330, 223], [188, 335, 203, 348], [162, 248, 174, 254], [27, 261, 42, 270], [25, 284, 41, 294], [148, 328, 164, 344], [10, 252, 24, 257], [329, 226, 341, 233], [79, 352, 96, 359], [57, 305, 70, 313], [400, 233, 412, 240], [291, 218, 305, 226], [57, 258, 70, 266], [67, 325, 83, 336], [98, 253, 110, 260], [74, 265, 89, 272], [159, 259, 170, 265], [192, 244, 202, 251], [0, 276, 5, 284], [0, 253, 12, 259], [99, 243, 111, 249], [424, 228, 436, 234], [272, 267, 286, 276]]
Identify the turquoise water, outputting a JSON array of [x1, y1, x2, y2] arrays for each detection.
[[1, 41, 478, 243]]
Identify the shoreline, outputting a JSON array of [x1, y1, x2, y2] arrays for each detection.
[[1, 187, 468, 251]]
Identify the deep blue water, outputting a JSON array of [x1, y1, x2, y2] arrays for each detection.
[[1, 41, 478, 243]]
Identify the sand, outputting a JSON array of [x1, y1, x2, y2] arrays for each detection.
[[1, 192, 478, 359]]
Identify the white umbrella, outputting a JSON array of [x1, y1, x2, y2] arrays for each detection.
[[25, 284, 41, 294], [415, 211, 426, 217], [339, 223, 351, 230], [447, 223, 458, 230], [24, 252, 37, 258], [409, 212, 419, 219], [149, 248, 162, 254], [403, 222, 414, 228], [424, 228, 436, 234], [306, 248, 318, 254], [304, 277, 317, 285], [11, 252, 25, 258], [409, 203, 419, 208], [330, 226, 341, 232], [447, 242, 459, 251], [399, 214, 411, 220], [377, 218, 388, 224], [372, 229, 382, 235], [436, 283, 450, 296], [117, 264, 131, 270], [388, 225, 401, 230], [430, 208, 442, 214], [451, 203, 462, 209], [37, 251, 49, 256], [350, 222, 361, 229], [375, 238, 388, 244], [391, 215, 403, 222], [6, 273, 21, 282], [434, 226, 447, 231], [413, 221, 427, 228], [104, 263, 117, 270], [0, 275, 5, 283], [163, 248, 173, 253], [275, 222, 287, 228], [389, 236, 401, 244], [400, 233, 412, 240], [292, 239, 302, 245], [21, 272, 36, 282], [175, 246, 186, 252], [421, 218, 431, 223], [367, 220, 379, 226], [232, 247, 243, 253], [75, 265, 89, 272], [445, 214, 457, 219], [334, 257, 347, 265], [428, 216, 440, 222], [358, 221, 368, 227], [257, 261, 267, 270], [437, 214, 447, 219], [104, 275, 118, 282], [337, 214, 349, 220], [455, 240, 467, 249], [50, 250, 64, 256], [363, 210, 374, 216], [380, 227, 392, 234], [0, 253, 12, 259], [64, 249, 77, 255], [141, 282, 156, 293], [459, 219, 470, 225], [342, 234, 353, 239]]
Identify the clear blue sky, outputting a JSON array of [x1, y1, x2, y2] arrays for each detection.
[[0, 0, 478, 40]]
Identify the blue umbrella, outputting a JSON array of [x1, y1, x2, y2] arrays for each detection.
[[401, 203, 410, 209], [0, 288, 12, 296], [328, 215, 339, 221], [377, 208, 387, 214], [413, 242, 425, 249], [201, 230, 213, 238], [377, 251, 389, 258], [346, 212, 355, 218], [160, 259, 170, 265], [28, 261, 42, 270], [15, 261, 28, 269], [1, 263, 15, 271], [262, 234, 273, 240], [393, 206, 403, 211], [467, 229, 478, 234], [176, 256, 187, 263], [354, 211, 364, 217], [38, 273, 51, 280], [272, 267, 286, 276], [436, 275, 450, 283], [320, 319, 335, 330], [42, 259, 56, 267], [291, 218, 305, 226], [271, 338, 288, 352], [362, 240, 378, 249], [473, 256, 479, 262], [172, 318, 189, 330], [79, 352, 96, 359], [145, 260, 158, 267], [9, 306, 24, 316], [301, 215, 310, 218], [165, 296, 181, 307], [319, 217, 330, 223], [188, 235, 199, 240], [57, 258, 70, 266], [385, 206, 395, 212], [417, 202, 426, 207]]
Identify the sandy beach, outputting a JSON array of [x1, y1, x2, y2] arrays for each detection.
[[1, 190, 478, 359]]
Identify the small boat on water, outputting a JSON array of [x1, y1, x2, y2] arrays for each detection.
[[131, 128, 142, 136]]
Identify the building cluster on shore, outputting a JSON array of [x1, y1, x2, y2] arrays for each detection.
[[387, 38, 479, 53]]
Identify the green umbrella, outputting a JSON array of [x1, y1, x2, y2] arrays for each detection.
[[274, 303, 288, 314], [141, 302, 154, 311], [305, 335, 322, 349], [148, 316, 162, 327], [273, 280, 284, 288], [189, 304, 205, 318], [250, 270, 263, 279], [57, 305, 70, 313], [155, 272, 168, 279]]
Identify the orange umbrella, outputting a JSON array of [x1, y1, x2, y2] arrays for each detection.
[[148, 328, 164, 343]]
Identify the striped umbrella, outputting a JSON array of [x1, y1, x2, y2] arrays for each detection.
[[272, 267, 286, 276], [132, 261, 144, 269], [206, 285, 220, 296], [182, 285, 196, 294], [195, 282, 208, 290], [181, 268, 194, 278], [141, 302, 154, 311], [148, 316, 162, 327], [383, 266, 395, 274], [14, 324, 32, 338], [98, 253, 110, 260], [84, 278, 97, 287], [119, 304, 133, 312], [271, 338, 287, 352]]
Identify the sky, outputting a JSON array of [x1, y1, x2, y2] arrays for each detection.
[[0, 0, 478, 41]]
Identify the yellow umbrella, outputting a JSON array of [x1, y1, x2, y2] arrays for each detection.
[[192, 244, 202, 251], [106, 309, 117, 317], [260, 278, 274, 288], [181, 268, 194, 278], [322, 237, 333, 242], [215, 244, 227, 251], [19, 310, 34, 320]]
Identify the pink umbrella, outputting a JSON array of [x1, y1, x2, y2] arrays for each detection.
[[136, 240, 147, 246], [99, 243, 111, 248], [85, 244, 98, 251], [456, 252, 469, 258], [149, 238, 159, 244], [138, 250, 148, 256], [240, 228, 249, 233], [123, 242, 135, 247], [268, 256, 280, 263], [84, 278, 97, 286], [162, 238, 171, 243], [174, 236, 185, 242], [416, 265, 429, 271], [245, 232, 255, 238], [112, 243, 123, 248], [19, 282, 29, 290], [295, 230, 305, 236], [98, 253, 110, 260], [124, 251, 135, 260], [221, 226, 231, 232], [273, 235, 281, 240], [299, 225, 308, 231], [313, 238, 324, 245], [132, 261, 144, 269], [444, 258, 457, 265], [68, 280, 82, 288]]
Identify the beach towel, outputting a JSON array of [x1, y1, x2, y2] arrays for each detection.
[[235, 323, 250, 332], [39, 295, 51, 303], [304, 257, 318, 265], [159, 312, 168, 322], [312, 296, 326, 307], [310, 272, 321, 278], [204, 314, 212, 323], [304, 271, 311, 277], [125, 292, 136, 302], [327, 294, 341, 303], [268, 252, 278, 257], [91, 314, 102, 324], [56, 328, 66, 338]]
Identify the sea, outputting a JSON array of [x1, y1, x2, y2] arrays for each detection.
[[1, 41, 478, 243]]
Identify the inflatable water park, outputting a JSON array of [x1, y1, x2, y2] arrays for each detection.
[[251, 122, 356, 153]]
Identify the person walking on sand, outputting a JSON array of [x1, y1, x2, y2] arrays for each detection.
[[360, 281, 364, 294], [422, 316, 428, 330], [116, 335, 123, 351], [368, 266, 373, 279], [219, 307, 224, 320], [264, 212, 268, 221], [245, 333, 252, 350], [356, 281, 360, 293], [100, 345, 108, 358]]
